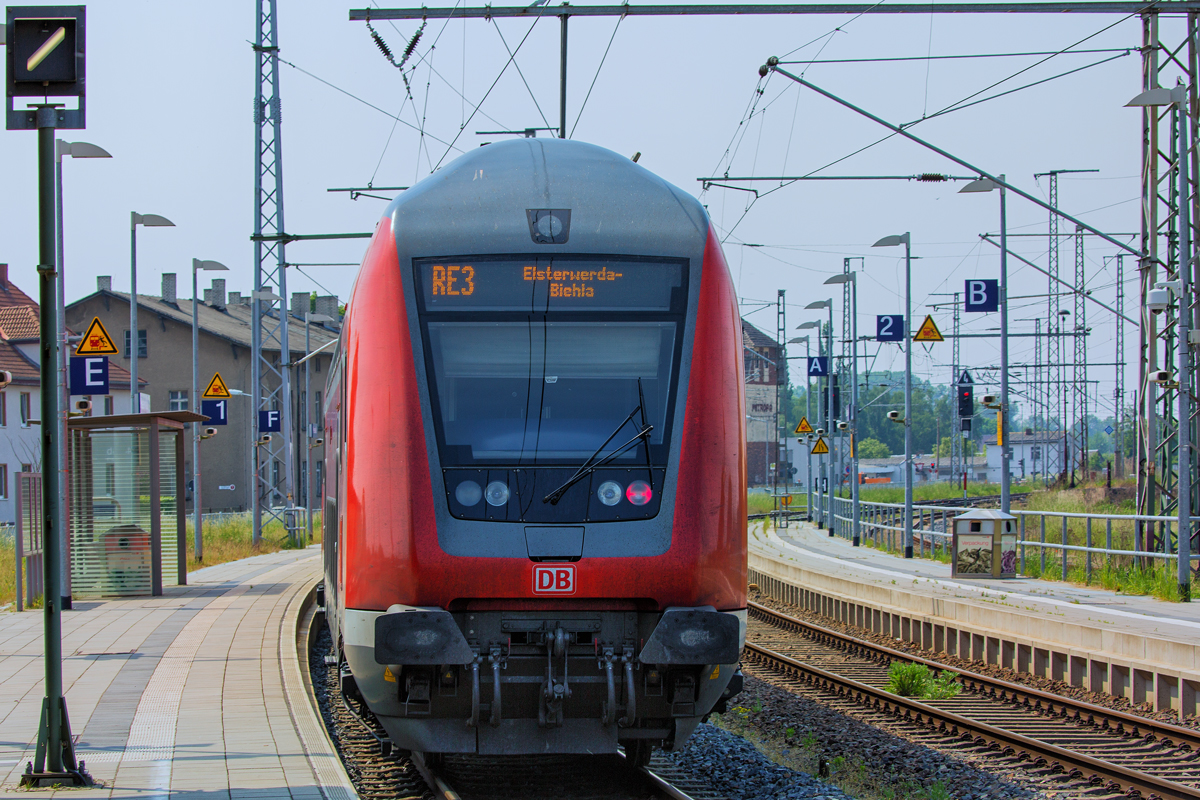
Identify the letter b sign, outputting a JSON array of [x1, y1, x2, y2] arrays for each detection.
[[964, 279, 999, 312]]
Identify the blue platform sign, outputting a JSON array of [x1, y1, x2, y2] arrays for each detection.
[[259, 409, 281, 433], [876, 315, 905, 342], [965, 279, 999, 312], [69, 356, 108, 396], [201, 399, 229, 426], [807, 356, 829, 376]]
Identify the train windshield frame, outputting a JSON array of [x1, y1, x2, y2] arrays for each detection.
[[413, 255, 688, 468]]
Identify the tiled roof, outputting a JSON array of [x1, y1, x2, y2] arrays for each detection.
[[68, 291, 340, 354], [0, 276, 37, 310], [0, 340, 39, 383], [741, 319, 780, 350], [0, 306, 41, 340]]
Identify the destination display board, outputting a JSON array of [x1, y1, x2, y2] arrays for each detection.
[[415, 258, 684, 311]]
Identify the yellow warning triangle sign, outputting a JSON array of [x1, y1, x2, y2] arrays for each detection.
[[794, 416, 813, 435], [202, 372, 232, 398], [75, 317, 119, 355], [913, 314, 944, 343], [811, 436, 829, 455]]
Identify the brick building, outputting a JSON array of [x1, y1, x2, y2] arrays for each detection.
[[743, 319, 787, 486]]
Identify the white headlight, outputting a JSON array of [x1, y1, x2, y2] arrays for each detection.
[[455, 480, 483, 506], [485, 481, 510, 507], [597, 480, 622, 506]]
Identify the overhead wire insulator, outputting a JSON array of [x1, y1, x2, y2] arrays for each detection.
[[916, 173, 948, 182], [373, 31, 395, 62]]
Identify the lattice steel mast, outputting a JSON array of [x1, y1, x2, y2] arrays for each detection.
[[253, 0, 294, 542]]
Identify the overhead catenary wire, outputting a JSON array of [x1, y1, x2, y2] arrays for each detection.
[[570, 12, 627, 138]]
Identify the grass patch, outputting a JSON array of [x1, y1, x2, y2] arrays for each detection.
[[0, 532, 14, 609], [184, 512, 322, 573], [854, 482, 1005, 504]]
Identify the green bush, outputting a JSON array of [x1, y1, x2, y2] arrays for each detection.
[[885, 662, 931, 696], [926, 671, 962, 699]]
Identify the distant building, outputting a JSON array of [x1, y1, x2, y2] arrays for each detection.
[[0, 265, 136, 522], [743, 319, 786, 486], [66, 274, 340, 513], [982, 429, 1067, 484]]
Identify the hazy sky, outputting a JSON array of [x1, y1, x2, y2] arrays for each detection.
[[0, 0, 1180, 420]]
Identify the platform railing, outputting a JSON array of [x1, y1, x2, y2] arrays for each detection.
[[808, 491, 1190, 585]]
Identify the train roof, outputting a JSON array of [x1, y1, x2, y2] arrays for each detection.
[[383, 139, 711, 260]]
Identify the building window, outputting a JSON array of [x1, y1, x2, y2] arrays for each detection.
[[168, 390, 188, 411], [124, 329, 148, 358], [19, 392, 31, 426], [20, 463, 31, 473], [314, 391, 323, 426], [0, 465, 7, 499], [315, 356, 322, 374], [0, 392, 6, 426], [103, 396, 114, 415]]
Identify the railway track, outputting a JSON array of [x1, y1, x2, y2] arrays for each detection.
[[747, 600, 1200, 799], [299, 596, 717, 800]]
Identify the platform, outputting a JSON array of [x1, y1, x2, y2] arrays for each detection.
[[0, 547, 354, 798], [752, 520, 1200, 716]]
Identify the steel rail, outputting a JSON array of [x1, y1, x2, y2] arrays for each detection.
[[352, 2, 1200, 19], [750, 601, 1200, 749], [743, 639, 1200, 800], [617, 751, 701, 800]]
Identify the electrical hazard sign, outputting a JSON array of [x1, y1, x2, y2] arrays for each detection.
[[913, 315, 944, 343], [811, 436, 829, 455], [202, 372, 232, 399], [75, 317, 118, 355], [794, 417, 813, 435]]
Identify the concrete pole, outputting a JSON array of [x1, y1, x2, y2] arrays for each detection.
[[851, 274, 861, 546], [192, 263, 203, 563], [1000, 177, 1011, 516], [129, 215, 138, 413]]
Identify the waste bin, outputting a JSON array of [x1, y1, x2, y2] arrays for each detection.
[[103, 524, 151, 595], [951, 509, 1018, 579]]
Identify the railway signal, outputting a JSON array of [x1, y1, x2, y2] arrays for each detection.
[[5, 6, 86, 130]]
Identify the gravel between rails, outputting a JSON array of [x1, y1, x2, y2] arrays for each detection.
[[749, 585, 1200, 730], [310, 619, 855, 799]]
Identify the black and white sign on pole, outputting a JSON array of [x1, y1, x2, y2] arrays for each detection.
[[964, 279, 999, 312], [201, 399, 229, 425], [807, 356, 829, 376]]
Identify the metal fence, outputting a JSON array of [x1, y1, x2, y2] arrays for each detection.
[[807, 490, 1187, 582], [15, 472, 43, 612]]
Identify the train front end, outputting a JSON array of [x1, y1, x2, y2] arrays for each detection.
[[328, 139, 747, 759]]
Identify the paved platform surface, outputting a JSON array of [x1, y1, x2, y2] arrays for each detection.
[[0, 547, 354, 799], [758, 520, 1200, 646]]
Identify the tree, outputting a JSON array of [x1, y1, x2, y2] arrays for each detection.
[[937, 435, 976, 457], [857, 438, 890, 458]]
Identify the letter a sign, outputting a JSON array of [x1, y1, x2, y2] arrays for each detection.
[[807, 356, 829, 376], [964, 279, 999, 312]]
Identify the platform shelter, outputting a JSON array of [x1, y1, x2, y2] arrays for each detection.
[[67, 411, 205, 597]]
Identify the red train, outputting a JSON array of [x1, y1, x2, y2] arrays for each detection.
[[321, 138, 746, 763]]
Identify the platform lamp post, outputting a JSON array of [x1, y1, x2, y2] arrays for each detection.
[[873, 232, 915, 558], [805, 299, 835, 535], [797, 320, 823, 525], [959, 176, 1011, 516], [130, 213, 174, 413], [304, 312, 333, 544], [191, 259, 229, 563], [55, 140, 111, 609], [825, 271, 860, 546], [1127, 84, 1194, 600], [788, 335, 812, 521]]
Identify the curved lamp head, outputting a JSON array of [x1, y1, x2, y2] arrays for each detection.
[[958, 177, 997, 194], [824, 273, 855, 285], [788, 336, 809, 345], [872, 233, 910, 248], [57, 140, 112, 161], [804, 299, 832, 310], [796, 321, 821, 330], [132, 212, 175, 228], [193, 259, 229, 272]]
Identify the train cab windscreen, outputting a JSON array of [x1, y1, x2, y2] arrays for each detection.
[[414, 257, 687, 468]]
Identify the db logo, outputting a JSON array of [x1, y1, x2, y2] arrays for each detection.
[[533, 564, 576, 594]]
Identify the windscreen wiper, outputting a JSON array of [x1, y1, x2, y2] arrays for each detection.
[[543, 407, 653, 505]]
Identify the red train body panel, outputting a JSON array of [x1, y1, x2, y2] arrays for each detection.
[[323, 139, 747, 759]]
